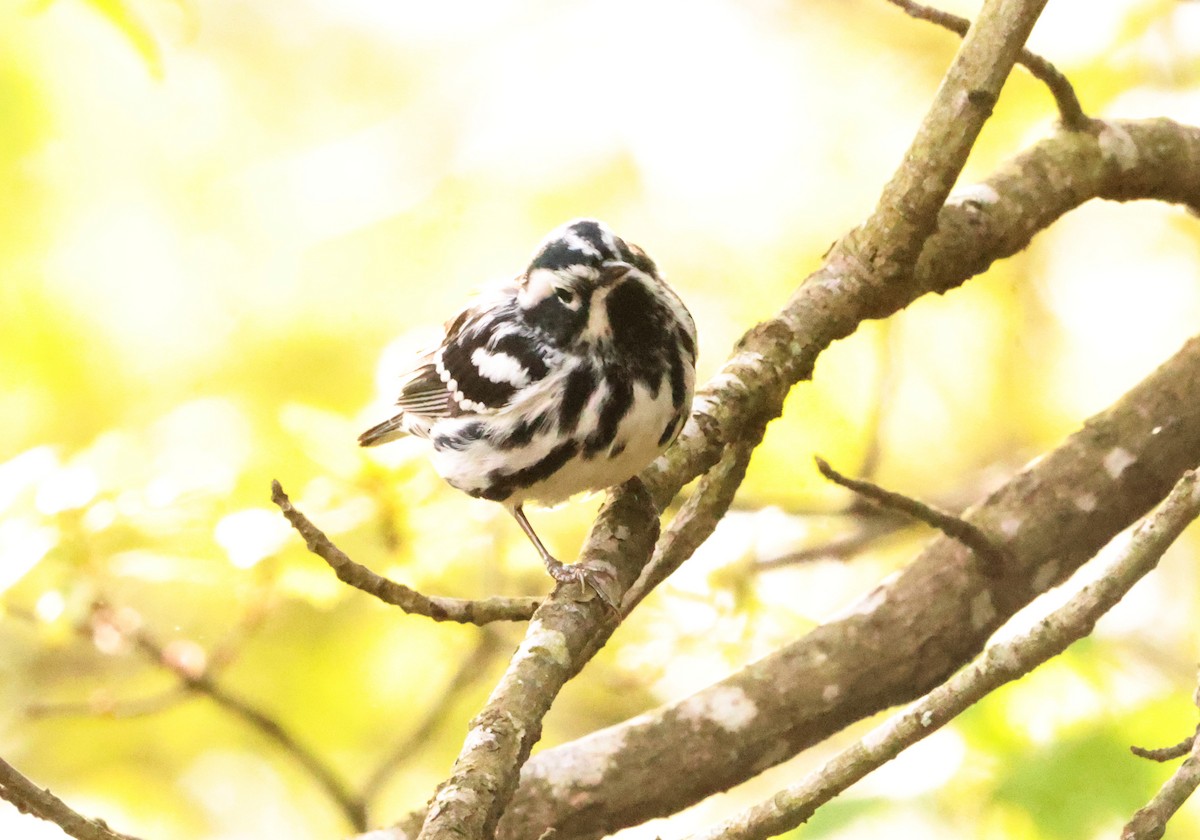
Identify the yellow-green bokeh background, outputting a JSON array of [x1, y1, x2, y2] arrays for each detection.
[[4, 1, 1200, 837]]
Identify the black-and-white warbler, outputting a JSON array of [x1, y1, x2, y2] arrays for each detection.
[[360, 219, 697, 606]]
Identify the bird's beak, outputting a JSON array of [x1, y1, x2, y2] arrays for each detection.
[[598, 261, 632, 286]]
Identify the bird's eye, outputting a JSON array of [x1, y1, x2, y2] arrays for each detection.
[[555, 287, 576, 305]]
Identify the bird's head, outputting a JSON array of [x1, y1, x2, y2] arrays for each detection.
[[516, 219, 666, 350]]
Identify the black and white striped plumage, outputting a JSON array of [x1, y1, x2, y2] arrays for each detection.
[[360, 219, 697, 605]]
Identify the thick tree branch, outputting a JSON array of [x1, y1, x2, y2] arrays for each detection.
[[272, 481, 540, 625], [834, 0, 1049, 294], [830, 0, 1046, 304], [643, 0, 1061, 517], [466, 333, 1200, 840], [688, 470, 1200, 840], [372, 114, 1200, 840], [0, 756, 141, 840], [413, 479, 659, 840], [645, 115, 1200, 516]]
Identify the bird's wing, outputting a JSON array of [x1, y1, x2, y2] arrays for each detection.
[[434, 294, 550, 414], [360, 289, 548, 447], [393, 353, 454, 416], [358, 349, 451, 446]]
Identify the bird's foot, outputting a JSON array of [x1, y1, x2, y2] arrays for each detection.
[[544, 556, 621, 611]]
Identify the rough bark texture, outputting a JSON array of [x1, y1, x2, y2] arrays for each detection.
[[644, 118, 1200, 514], [0, 757, 142, 840], [689, 470, 1200, 840], [376, 116, 1200, 840], [483, 335, 1200, 840], [402, 4, 1056, 835], [12, 3, 1200, 840], [413, 481, 659, 840]]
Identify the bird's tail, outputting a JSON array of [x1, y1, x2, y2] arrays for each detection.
[[358, 415, 407, 447]]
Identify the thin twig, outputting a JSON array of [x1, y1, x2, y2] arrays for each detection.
[[127, 626, 368, 831], [1122, 673, 1200, 837], [886, 0, 1093, 130], [1132, 727, 1199, 763], [1124, 732, 1200, 838], [685, 470, 1200, 840], [8, 606, 197, 722], [32, 602, 367, 832], [0, 756, 142, 840], [27, 688, 191, 720], [361, 627, 505, 803], [271, 480, 539, 625], [814, 457, 1007, 576]]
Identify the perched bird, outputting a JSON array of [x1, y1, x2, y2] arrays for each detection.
[[360, 219, 697, 605]]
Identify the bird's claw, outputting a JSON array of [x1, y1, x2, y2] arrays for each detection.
[[545, 559, 621, 611]]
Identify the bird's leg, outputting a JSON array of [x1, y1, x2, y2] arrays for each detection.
[[510, 504, 565, 575], [508, 505, 619, 610]]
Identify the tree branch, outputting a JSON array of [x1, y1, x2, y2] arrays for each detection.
[[413, 479, 659, 840], [1132, 728, 1200, 763], [462, 332, 1200, 840], [272, 480, 540, 625], [0, 756, 142, 840], [646, 113, 1200, 522], [885, 0, 1092, 130], [686, 469, 1200, 840], [814, 456, 1008, 576], [121, 614, 369, 832], [371, 35, 1200, 840], [839, 0, 1050, 288], [1123, 731, 1200, 839], [642, 0, 1060, 518], [622, 439, 757, 617]]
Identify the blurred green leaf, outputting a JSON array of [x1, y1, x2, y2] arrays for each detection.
[[991, 722, 1164, 840]]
